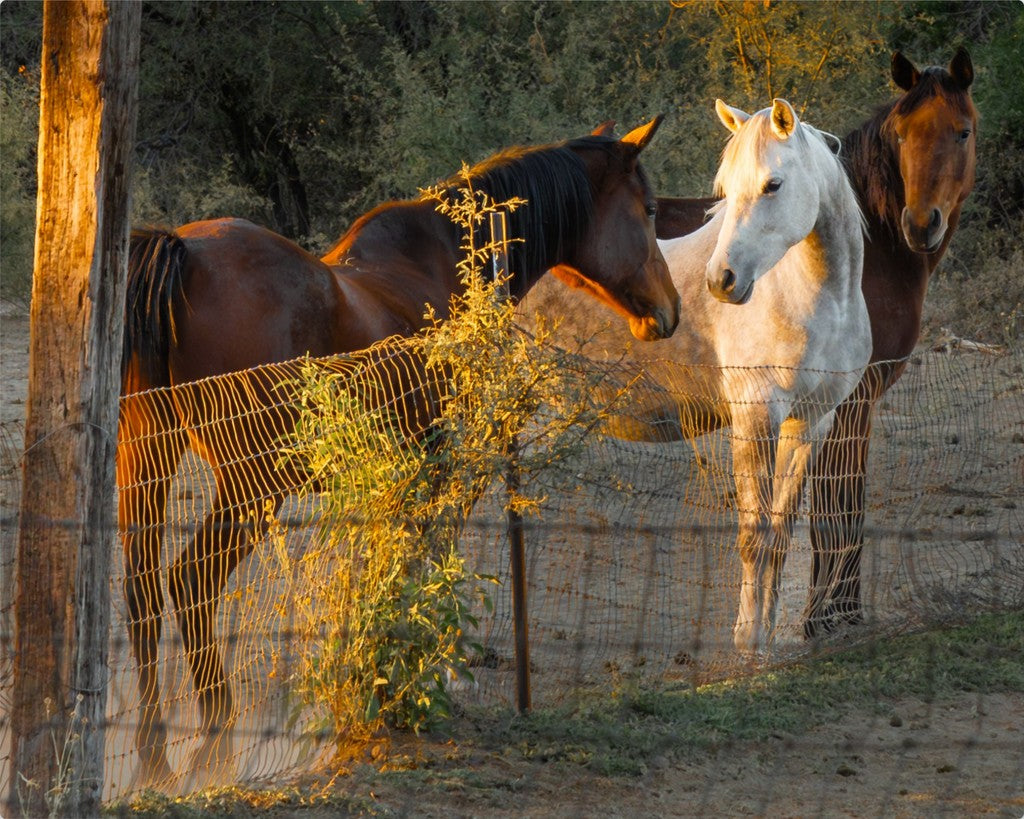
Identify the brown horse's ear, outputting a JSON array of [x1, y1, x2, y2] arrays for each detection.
[[891, 51, 920, 91], [592, 120, 616, 138], [716, 99, 750, 133], [949, 47, 974, 90], [620, 115, 664, 154]]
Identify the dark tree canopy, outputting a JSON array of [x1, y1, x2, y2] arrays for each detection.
[[2, 0, 1021, 338]]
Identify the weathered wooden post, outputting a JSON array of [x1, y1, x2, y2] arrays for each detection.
[[9, 2, 140, 816]]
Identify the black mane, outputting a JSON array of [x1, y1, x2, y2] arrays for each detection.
[[842, 101, 903, 238], [436, 136, 615, 291]]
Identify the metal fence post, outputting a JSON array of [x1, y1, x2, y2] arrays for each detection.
[[489, 211, 531, 713]]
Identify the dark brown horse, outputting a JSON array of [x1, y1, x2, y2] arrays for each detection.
[[119, 118, 679, 785], [654, 49, 977, 638]]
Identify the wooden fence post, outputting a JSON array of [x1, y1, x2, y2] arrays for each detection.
[[9, 2, 140, 816]]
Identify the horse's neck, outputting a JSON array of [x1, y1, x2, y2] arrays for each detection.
[[325, 202, 461, 271], [798, 196, 863, 301]]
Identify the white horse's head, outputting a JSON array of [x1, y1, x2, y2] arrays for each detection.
[[705, 99, 846, 304]]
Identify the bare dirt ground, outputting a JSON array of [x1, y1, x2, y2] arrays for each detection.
[[2, 303, 1022, 817], [327, 692, 1024, 818]]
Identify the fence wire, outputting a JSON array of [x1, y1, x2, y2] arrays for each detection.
[[1, 335, 1021, 803]]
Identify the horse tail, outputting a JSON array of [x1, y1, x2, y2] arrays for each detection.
[[122, 227, 189, 386]]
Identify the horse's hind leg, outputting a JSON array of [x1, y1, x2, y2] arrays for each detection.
[[804, 394, 873, 637], [118, 394, 186, 786], [168, 472, 281, 783]]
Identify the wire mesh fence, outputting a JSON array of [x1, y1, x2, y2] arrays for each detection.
[[1, 334, 1021, 804]]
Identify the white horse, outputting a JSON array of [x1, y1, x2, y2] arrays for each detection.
[[520, 99, 872, 653]]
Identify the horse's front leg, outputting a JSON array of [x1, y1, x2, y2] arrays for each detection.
[[762, 416, 825, 641], [730, 410, 777, 654], [804, 391, 874, 637]]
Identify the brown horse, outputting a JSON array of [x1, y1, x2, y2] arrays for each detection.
[[653, 49, 977, 638], [119, 118, 679, 785]]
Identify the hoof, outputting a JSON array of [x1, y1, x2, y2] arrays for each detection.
[[131, 751, 174, 793], [180, 728, 235, 793], [803, 605, 865, 640]]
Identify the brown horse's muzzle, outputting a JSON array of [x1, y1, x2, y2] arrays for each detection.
[[901, 205, 947, 253], [628, 295, 681, 341], [549, 261, 681, 342], [628, 257, 680, 341]]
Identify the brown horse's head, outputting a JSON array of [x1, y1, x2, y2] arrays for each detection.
[[887, 48, 977, 253], [552, 117, 680, 341]]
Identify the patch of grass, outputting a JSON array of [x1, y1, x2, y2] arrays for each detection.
[[106, 783, 396, 818], [463, 610, 1024, 773], [105, 785, 379, 817]]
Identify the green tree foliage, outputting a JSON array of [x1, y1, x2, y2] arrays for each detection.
[[1, 0, 1021, 337], [0, 63, 37, 304], [672, 1, 893, 129]]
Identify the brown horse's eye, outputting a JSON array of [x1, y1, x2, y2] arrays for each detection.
[[646, 203, 658, 218], [957, 128, 972, 144]]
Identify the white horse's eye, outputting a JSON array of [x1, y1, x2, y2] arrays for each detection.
[[763, 179, 783, 195]]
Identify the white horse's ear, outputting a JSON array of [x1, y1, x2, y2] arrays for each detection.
[[770, 99, 797, 139], [620, 115, 664, 154], [716, 99, 749, 133]]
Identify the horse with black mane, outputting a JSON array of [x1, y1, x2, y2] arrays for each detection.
[[119, 118, 679, 785]]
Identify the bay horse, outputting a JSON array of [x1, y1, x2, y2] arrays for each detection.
[[653, 49, 977, 637], [519, 99, 871, 653], [119, 118, 679, 785]]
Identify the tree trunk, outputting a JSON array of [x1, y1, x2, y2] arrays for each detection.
[[9, 2, 140, 817]]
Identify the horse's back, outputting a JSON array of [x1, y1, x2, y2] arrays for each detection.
[[655, 196, 718, 240], [517, 222, 725, 441], [167, 219, 344, 382]]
